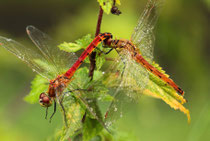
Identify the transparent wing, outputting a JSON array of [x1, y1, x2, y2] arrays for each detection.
[[131, 0, 161, 63], [103, 50, 149, 125], [0, 26, 78, 80], [0, 36, 52, 79], [58, 90, 84, 138], [26, 25, 78, 76], [64, 72, 110, 132], [74, 92, 109, 131]]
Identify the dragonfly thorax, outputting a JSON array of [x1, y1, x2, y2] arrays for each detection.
[[111, 39, 139, 54], [48, 74, 70, 98], [39, 75, 70, 108]]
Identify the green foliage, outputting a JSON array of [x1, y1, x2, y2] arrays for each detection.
[[58, 33, 108, 71], [115, 0, 121, 5], [72, 67, 113, 102], [58, 42, 81, 52], [0, 0, 208, 140], [97, 0, 121, 14], [95, 52, 106, 70], [23, 0, 190, 139], [24, 75, 48, 104], [56, 67, 112, 140], [58, 34, 92, 52], [82, 117, 103, 141], [97, 0, 113, 14], [59, 96, 85, 141], [142, 61, 190, 122], [24, 32, 190, 140], [24, 58, 59, 104]]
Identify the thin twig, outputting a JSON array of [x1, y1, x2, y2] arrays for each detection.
[[95, 6, 104, 36], [113, 0, 116, 5], [83, 6, 104, 124], [89, 6, 104, 79]]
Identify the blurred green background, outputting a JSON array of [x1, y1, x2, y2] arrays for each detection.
[[0, 0, 209, 140]]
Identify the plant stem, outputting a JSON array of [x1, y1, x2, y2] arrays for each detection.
[[89, 6, 104, 79], [113, 0, 116, 5], [95, 6, 104, 37]]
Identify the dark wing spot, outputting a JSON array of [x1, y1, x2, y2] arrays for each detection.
[[149, 68, 153, 72]]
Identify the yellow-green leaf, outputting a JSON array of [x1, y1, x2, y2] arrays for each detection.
[[116, 0, 121, 5], [58, 34, 92, 53], [58, 42, 81, 52], [143, 61, 191, 122], [24, 75, 48, 104], [97, 0, 113, 14]]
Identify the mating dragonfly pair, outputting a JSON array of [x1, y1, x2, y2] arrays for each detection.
[[0, 0, 184, 130]]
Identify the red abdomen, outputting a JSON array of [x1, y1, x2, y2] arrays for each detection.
[[135, 53, 184, 95], [65, 33, 112, 78]]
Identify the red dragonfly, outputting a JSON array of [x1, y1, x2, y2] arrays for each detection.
[[0, 26, 112, 126], [102, 0, 184, 125]]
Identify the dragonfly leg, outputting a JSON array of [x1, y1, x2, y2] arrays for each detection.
[[54, 93, 67, 126], [45, 107, 48, 119], [49, 100, 56, 123], [60, 93, 65, 103], [60, 89, 82, 103], [59, 99, 68, 127], [96, 47, 113, 55], [69, 88, 93, 93], [62, 88, 94, 99], [105, 48, 113, 54], [82, 112, 87, 123]]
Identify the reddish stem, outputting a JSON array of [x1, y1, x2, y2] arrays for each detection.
[[89, 6, 104, 79], [95, 6, 104, 36]]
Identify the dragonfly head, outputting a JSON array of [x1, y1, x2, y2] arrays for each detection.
[[39, 93, 52, 107]]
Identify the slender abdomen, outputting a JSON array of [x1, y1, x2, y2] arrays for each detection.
[[135, 53, 184, 95], [65, 33, 112, 78]]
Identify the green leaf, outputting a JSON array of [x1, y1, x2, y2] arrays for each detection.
[[71, 67, 92, 89], [142, 61, 190, 122], [103, 59, 190, 123], [72, 67, 113, 102], [97, 0, 113, 14], [58, 34, 93, 53], [70, 90, 106, 136], [24, 75, 48, 104], [58, 42, 82, 52], [96, 53, 106, 70], [76, 34, 93, 50], [58, 67, 111, 139], [116, 0, 121, 5], [95, 43, 109, 70], [84, 56, 90, 64], [83, 117, 103, 141], [59, 96, 85, 141]]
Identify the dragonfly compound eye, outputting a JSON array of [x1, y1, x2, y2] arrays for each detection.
[[39, 93, 52, 107]]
